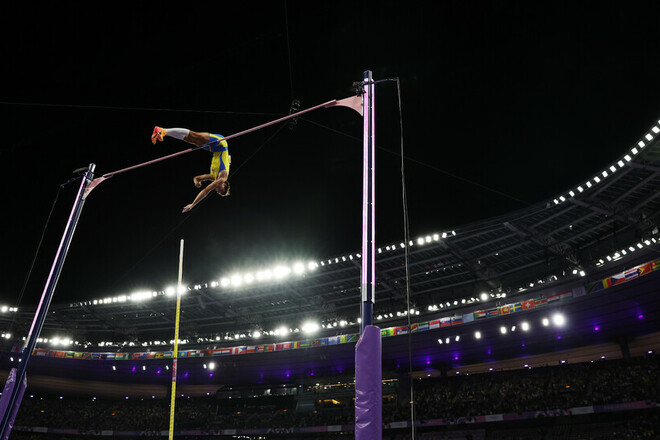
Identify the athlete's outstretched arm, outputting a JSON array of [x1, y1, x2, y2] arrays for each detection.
[[182, 183, 216, 213]]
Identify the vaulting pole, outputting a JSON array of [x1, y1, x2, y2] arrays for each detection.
[[168, 239, 185, 440], [0, 164, 95, 440], [355, 70, 382, 440]]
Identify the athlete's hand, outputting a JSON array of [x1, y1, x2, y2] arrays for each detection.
[[182, 204, 193, 213]]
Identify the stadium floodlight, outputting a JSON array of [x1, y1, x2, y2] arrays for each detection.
[[645, 133, 654, 141], [432, 234, 439, 241], [307, 261, 318, 271], [425, 236, 432, 243], [445, 337, 450, 344], [577, 186, 584, 192], [500, 326, 507, 334], [208, 362, 215, 370], [552, 313, 565, 327], [455, 336, 460, 342], [480, 293, 489, 301], [277, 326, 289, 336], [274, 266, 291, 279], [417, 237, 425, 245], [302, 321, 320, 334], [437, 339, 443, 344], [165, 286, 176, 296], [231, 274, 243, 286], [618, 160, 625, 168], [293, 263, 305, 274], [521, 322, 530, 332], [631, 147, 639, 155], [0, 306, 7, 313], [474, 331, 481, 339], [142, 365, 146, 371], [442, 232, 448, 238], [252, 331, 261, 339], [542, 317, 550, 326], [243, 273, 255, 284]]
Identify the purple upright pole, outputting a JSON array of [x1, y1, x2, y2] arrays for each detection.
[[0, 164, 95, 439], [360, 70, 376, 332], [355, 70, 381, 440]]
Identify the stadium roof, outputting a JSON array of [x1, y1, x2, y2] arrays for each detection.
[[1, 117, 658, 353]]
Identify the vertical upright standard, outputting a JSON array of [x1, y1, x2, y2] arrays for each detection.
[[0, 164, 96, 440], [360, 70, 376, 333], [355, 70, 382, 440], [168, 239, 185, 440]]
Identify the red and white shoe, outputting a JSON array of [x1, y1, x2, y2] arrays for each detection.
[[151, 126, 167, 144]]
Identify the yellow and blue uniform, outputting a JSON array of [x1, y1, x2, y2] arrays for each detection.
[[204, 134, 230, 179]]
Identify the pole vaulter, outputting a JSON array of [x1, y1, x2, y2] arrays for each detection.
[[0, 92, 366, 439]]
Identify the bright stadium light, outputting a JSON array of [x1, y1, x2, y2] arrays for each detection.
[[542, 317, 550, 326], [480, 293, 489, 301], [0, 306, 7, 313], [307, 261, 318, 271], [521, 322, 530, 332], [244, 273, 255, 284], [474, 331, 481, 339], [165, 286, 176, 296], [302, 321, 320, 334], [220, 278, 230, 287], [552, 313, 566, 327], [231, 274, 243, 286], [293, 263, 305, 275], [208, 362, 215, 370], [177, 285, 186, 295], [500, 326, 507, 334], [252, 331, 261, 339], [274, 266, 291, 279], [277, 326, 289, 336]]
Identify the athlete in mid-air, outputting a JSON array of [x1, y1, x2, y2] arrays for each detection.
[[151, 127, 230, 213]]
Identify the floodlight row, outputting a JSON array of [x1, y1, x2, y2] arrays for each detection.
[[552, 121, 659, 206]]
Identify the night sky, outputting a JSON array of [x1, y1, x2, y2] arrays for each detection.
[[1, 2, 659, 307]]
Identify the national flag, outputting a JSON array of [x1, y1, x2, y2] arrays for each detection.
[[652, 259, 660, 271], [90, 353, 102, 360], [547, 293, 560, 302], [487, 308, 499, 318], [417, 322, 430, 332], [611, 272, 626, 285], [327, 336, 340, 345], [572, 286, 586, 297], [381, 328, 395, 337], [162, 351, 173, 358], [276, 342, 292, 351], [638, 263, 652, 276], [624, 268, 640, 281], [216, 348, 233, 356], [65, 352, 75, 359], [293, 342, 301, 349], [395, 326, 409, 335], [534, 298, 547, 307], [511, 303, 522, 313], [237, 346, 248, 354], [410, 323, 419, 333], [522, 300, 535, 310], [429, 320, 441, 329], [499, 305, 511, 315], [451, 316, 463, 325], [474, 310, 486, 319], [559, 291, 572, 300], [34, 349, 48, 357], [462, 313, 474, 324], [74, 352, 85, 359], [263, 344, 274, 352], [254, 345, 264, 353], [440, 317, 452, 327]]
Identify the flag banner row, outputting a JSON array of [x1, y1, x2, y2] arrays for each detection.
[[20, 258, 660, 362]]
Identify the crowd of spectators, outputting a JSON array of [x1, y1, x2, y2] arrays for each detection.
[[10, 356, 658, 434]]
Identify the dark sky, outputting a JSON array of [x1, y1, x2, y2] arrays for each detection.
[[1, 2, 659, 306]]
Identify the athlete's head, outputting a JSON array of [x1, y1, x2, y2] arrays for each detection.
[[217, 180, 230, 197]]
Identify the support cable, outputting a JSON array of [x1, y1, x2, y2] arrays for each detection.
[[393, 78, 417, 440], [7, 174, 82, 336]]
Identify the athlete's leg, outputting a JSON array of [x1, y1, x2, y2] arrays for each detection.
[[152, 127, 211, 146]]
